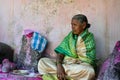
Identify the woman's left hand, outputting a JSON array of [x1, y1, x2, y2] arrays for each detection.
[[57, 63, 66, 80]]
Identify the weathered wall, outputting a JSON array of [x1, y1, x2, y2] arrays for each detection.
[[0, 0, 120, 60]]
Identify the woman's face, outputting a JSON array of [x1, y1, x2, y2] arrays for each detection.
[[71, 19, 86, 35]]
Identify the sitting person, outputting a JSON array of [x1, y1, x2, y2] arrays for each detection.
[[38, 14, 96, 80]]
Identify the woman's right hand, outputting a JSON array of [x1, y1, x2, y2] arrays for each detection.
[[56, 53, 66, 80], [57, 63, 66, 80]]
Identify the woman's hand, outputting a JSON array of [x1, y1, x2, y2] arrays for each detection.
[[57, 64, 66, 80], [56, 54, 66, 80]]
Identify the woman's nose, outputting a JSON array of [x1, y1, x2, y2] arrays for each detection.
[[72, 25, 74, 28]]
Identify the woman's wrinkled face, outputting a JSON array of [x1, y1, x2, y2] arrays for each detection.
[[71, 19, 85, 35]]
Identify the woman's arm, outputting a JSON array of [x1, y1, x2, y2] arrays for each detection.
[[57, 54, 64, 64], [56, 54, 66, 80]]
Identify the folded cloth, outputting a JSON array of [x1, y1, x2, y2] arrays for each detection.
[[31, 32, 47, 53], [24, 29, 34, 38], [97, 41, 120, 80], [2, 59, 16, 73]]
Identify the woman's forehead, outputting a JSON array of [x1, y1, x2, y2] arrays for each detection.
[[71, 19, 82, 24]]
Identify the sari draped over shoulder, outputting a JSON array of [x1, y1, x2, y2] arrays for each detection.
[[54, 29, 96, 66], [38, 29, 96, 80]]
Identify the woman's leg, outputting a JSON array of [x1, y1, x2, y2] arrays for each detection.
[[38, 58, 95, 80], [38, 58, 57, 74], [63, 63, 95, 80]]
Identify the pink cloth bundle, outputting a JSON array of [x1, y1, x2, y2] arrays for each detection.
[[24, 29, 34, 38], [1, 59, 16, 72], [0, 71, 42, 80]]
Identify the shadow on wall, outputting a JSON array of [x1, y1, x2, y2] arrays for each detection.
[[0, 42, 14, 64]]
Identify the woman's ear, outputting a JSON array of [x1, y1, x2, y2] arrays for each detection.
[[82, 22, 86, 29]]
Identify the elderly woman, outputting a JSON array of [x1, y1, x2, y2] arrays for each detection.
[[38, 14, 96, 80]]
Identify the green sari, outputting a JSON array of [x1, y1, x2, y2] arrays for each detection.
[[40, 29, 96, 80], [54, 29, 96, 66]]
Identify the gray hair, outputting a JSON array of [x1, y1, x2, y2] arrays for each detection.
[[72, 14, 91, 29]]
